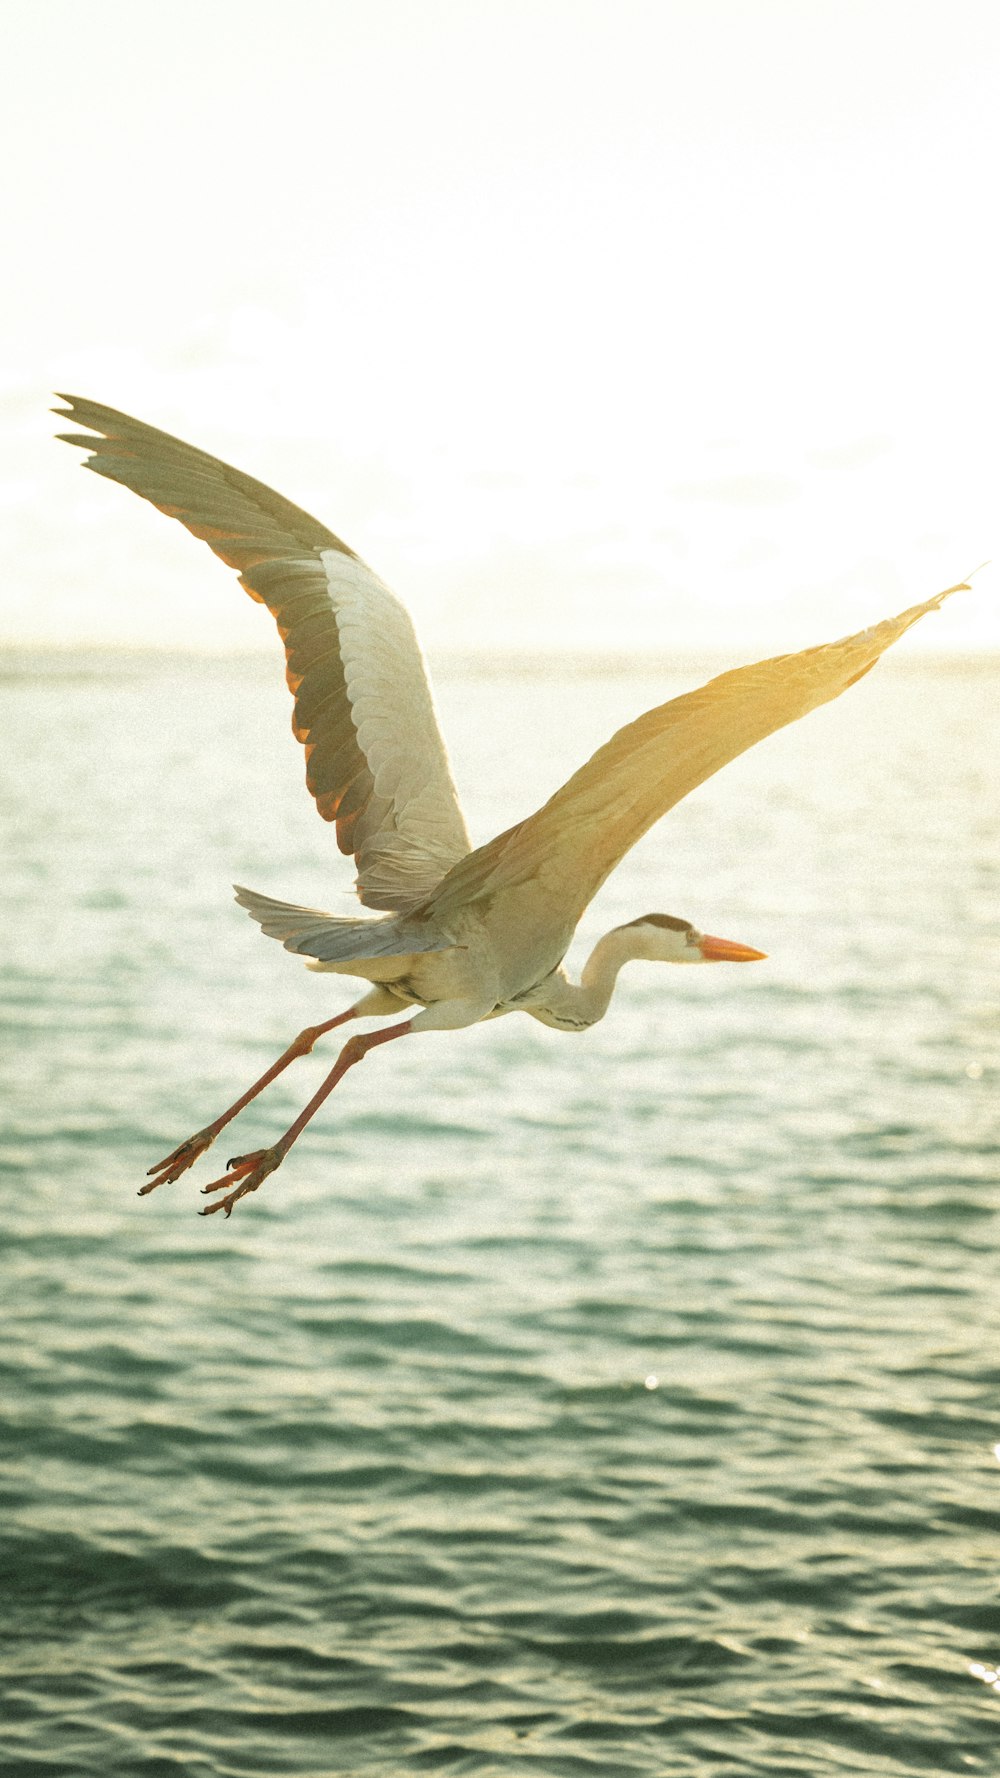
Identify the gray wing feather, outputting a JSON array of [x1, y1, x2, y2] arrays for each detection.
[[55, 396, 471, 912], [233, 885, 458, 964]]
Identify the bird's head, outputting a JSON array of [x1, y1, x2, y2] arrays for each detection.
[[622, 913, 767, 965]]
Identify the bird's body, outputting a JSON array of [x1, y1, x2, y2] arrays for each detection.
[[55, 395, 967, 1214]]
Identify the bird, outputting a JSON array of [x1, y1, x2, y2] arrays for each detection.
[[54, 395, 966, 1217]]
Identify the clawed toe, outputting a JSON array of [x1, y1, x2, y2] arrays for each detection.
[[139, 1129, 284, 1215], [139, 1127, 218, 1194], [135, 1005, 388, 1217], [200, 1148, 268, 1192], [199, 1147, 283, 1217]]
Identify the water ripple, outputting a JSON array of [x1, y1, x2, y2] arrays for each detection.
[[3, 658, 1000, 1775]]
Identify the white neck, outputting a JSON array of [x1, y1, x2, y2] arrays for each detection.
[[529, 925, 659, 1030]]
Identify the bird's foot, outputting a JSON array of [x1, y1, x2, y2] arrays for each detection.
[[199, 1147, 283, 1217], [140, 1126, 219, 1194]]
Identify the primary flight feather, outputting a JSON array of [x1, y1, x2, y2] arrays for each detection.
[[55, 396, 965, 1216]]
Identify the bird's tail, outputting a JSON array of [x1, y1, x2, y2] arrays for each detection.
[[233, 884, 456, 967]]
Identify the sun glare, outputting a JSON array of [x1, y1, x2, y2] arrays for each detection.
[[0, 0, 997, 653]]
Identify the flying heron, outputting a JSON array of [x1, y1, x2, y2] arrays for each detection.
[[55, 397, 965, 1215]]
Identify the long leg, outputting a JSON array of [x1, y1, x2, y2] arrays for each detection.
[[199, 1017, 416, 1216], [141, 987, 398, 1194]]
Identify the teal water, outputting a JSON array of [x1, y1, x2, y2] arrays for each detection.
[[1, 648, 999, 1776]]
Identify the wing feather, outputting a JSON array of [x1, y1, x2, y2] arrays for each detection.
[[419, 584, 965, 926], [232, 884, 461, 965], [55, 396, 471, 911]]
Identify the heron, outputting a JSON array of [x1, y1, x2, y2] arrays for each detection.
[[55, 397, 965, 1216]]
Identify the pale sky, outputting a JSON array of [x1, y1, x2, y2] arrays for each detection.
[[1, 0, 997, 652]]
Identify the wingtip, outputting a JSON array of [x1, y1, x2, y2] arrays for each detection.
[[925, 577, 973, 614], [53, 394, 103, 450], [891, 578, 971, 630]]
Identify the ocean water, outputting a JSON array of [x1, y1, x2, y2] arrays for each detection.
[[1, 646, 998, 1778]]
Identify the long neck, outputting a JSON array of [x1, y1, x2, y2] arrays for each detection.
[[535, 925, 650, 1029], [581, 923, 655, 1013]]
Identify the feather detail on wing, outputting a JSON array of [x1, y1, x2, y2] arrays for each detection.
[[233, 885, 460, 965], [417, 583, 966, 927], [54, 396, 471, 912]]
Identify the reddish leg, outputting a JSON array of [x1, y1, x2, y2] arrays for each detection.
[[141, 1007, 359, 1195], [199, 1017, 415, 1217]]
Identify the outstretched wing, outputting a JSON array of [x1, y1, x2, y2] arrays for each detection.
[[54, 396, 472, 912], [419, 584, 965, 927]]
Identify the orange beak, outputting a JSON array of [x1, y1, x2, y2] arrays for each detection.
[[698, 932, 768, 962]]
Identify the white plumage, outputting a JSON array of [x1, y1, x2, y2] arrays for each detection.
[[55, 395, 966, 1216], [319, 549, 471, 906]]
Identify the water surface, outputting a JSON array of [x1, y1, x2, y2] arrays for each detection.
[[2, 648, 999, 1775]]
